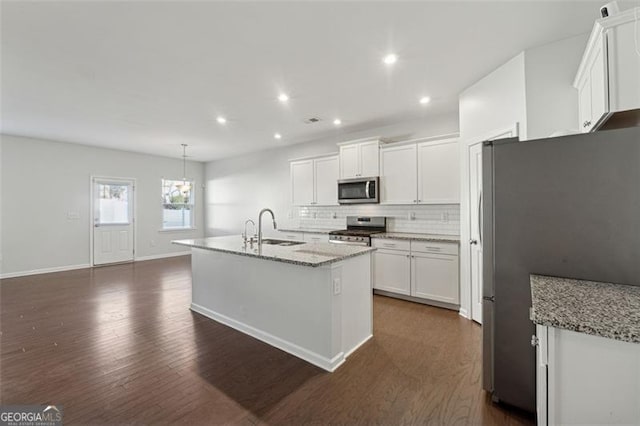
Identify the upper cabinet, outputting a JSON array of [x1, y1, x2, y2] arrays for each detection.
[[380, 135, 460, 205], [417, 138, 460, 204], [574, 8, 640, 132], [380, 143, 418, 204], [338, 138, 380, 179], [290, 154, 338, 206]]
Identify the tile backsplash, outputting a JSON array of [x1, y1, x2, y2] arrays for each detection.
[[287, 204, 460, 235]]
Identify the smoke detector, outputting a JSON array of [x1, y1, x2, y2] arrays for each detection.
[[303, 117, 322, 124]]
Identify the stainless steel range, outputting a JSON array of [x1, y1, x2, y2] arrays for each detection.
[[329, 216, 386, 246]]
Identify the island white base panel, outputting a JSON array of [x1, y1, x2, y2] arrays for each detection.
[[189, 247, 372, 372], [537, 325, 640, 425]]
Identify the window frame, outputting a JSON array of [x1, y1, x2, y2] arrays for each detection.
[[160, 178, 196, 232]]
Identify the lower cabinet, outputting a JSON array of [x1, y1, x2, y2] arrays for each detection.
[[372, 238, 459, 305], [303, 232, 330, 243], [536, 324, 640, 425], [373, 249, 411, 295], [411, 252, 459, 304]]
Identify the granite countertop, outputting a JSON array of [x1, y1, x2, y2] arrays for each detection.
[[372, 232, 460, 243], [278, 228, 334, 234], [173, 235, 375, 267], [530, 274, 640, 344]]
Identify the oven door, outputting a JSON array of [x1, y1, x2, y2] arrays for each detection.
[[338, 177, 379, 204]]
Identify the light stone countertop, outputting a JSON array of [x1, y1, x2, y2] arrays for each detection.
[[278, 228, 334, 234], [372, 232, 460, 243], [530, 274, 640, 344], [173, 235, 375, 267]]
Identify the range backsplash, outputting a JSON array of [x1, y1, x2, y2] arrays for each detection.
[[287, 204, 460, 235]]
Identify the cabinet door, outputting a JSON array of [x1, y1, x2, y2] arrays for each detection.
[[290, 160, 314, 206], [536, 325, 548, 426], [417, 139, 460, 204], [303, 233, 329, 243], [314, 156, 339, 206], [588, 38, 608, 131], [380, 144, 417, 204], [359, 140, 380, 178], [411, 252, 459, 304], [373, 249, 411, 295], [339, 144, 360, 179], [577, 78, 592, 133]]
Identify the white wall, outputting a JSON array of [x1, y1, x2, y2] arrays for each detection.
[[459, 53, 527, 141], [205, 113, 459, 237], [0, 134, 205, 277], [525, 33, 589, 139]]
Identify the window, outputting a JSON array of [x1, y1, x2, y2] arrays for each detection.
[[97, 183, 130, 224], [162, 179, 194, 230]]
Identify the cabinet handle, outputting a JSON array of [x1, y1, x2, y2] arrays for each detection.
[[426, 247, 441, 251], [413, 200, 417, 203], [383, 243, 396, 247], [406, 255, 410, 258], [417, 200, 421, 203]]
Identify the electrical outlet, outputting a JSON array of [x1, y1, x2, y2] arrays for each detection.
[[408, 212, 416, 220], [333, 278, 341, 295], [239, 305, 247, 317], [331, 211, 337, 219], [149, 240, 156, 247], [441, 212, 449, 223]]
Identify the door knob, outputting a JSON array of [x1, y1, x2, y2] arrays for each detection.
[[469, 239, 478, 245]]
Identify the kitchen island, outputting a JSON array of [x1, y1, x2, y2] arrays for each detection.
[[173, 235, 375, 371]]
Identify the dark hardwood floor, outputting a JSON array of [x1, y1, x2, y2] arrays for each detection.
[[1, 256, 534, 425]]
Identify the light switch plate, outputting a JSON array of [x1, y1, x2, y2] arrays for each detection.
[[67, 211, 80, 220]]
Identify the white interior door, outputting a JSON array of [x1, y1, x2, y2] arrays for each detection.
[[469, 143, 483, 324], [93, 178, 135, 265]]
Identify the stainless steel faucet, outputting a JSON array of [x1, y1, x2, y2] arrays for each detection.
[[243, 219, 256, 244], [258, 208, 277, 245]]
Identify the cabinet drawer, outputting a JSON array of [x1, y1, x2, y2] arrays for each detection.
[[410, 241, 458, 256], [303, 233, 329, 243], [372, 238, 411, 251], [279, 232, 304, 241]]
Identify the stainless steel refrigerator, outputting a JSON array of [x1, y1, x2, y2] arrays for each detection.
[[481, 126, 640, 413]]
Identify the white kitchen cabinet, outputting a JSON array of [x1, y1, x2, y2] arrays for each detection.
[[574, 9, 640, 132], [378, 135, 459, 205], [290, 155, 338, 206], [411, 252, 459, 304], [379, 143, 417, 204], [372, 238, 459, 305], [279, 231, 304, 241], [574, 31, 608, 132], [536, 325, 640, 425], [314, 155, 339, 205], [373, 249, 411, 295], [417, 138, 460, 204], [290, 159, 314, 206], [338, 138, 380, 179], [303, 233, 330, 243]]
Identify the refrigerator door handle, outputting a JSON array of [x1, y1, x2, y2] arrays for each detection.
[[483, 296, 495, 302], [478, 191, 483, 245]]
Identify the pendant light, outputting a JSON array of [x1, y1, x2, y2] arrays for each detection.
[[178, 144, 191, 194]]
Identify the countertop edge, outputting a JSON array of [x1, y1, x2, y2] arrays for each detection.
[[173, 240, 376, 268]]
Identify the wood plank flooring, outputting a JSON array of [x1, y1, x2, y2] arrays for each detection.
[[1, 256, 534, 425]]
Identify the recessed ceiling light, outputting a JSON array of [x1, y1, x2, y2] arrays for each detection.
[[274, 133, 282, 140], [278, 93, 289, 102], [383, 54, 398, 65], [333, 119, 342, 125], [419, 96, 431, 105], [216, 116, 227, 124]]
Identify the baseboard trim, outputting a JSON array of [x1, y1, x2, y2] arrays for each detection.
[[458, 307, 470, 319], [344, 334, 373, 359], [135, 251, 191, 262], [190, 302, 344, 372], [374, 289, 460, 311], [1, 251, 192, 279], [0, 263, 91, 279]]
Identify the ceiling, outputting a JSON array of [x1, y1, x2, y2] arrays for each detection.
[[0, 1, 615, 161]]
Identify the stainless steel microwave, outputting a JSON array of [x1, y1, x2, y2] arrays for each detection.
[[337, 177, 379, 204]]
